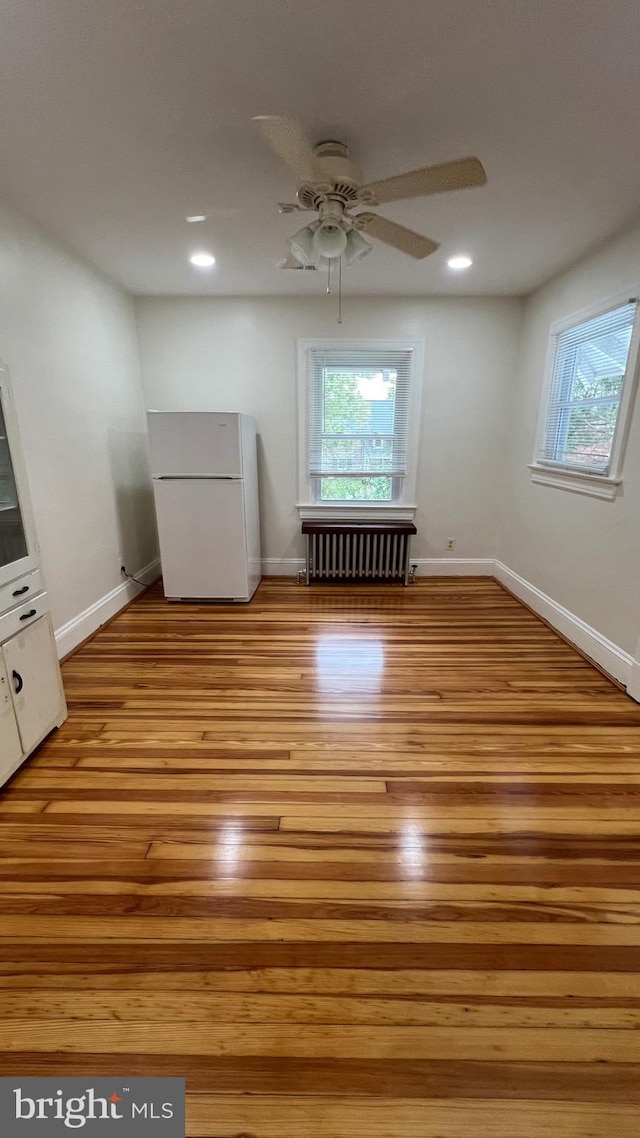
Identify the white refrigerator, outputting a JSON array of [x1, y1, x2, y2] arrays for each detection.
[[147, 412, 261, 602]]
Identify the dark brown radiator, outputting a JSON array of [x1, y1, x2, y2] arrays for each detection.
[[301, 521, 417, 584]]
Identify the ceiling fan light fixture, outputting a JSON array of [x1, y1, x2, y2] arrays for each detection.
[[344, 228, 373, 265], [313, 220, 348, 261], [287, 223, 318, 266], [447, 254, 473, 270]]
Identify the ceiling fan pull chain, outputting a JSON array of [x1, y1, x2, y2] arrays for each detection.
[[337, 255, 343, 324], [327, 257, 331, 294]]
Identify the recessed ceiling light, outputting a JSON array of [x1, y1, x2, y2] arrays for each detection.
[[186, 214, 207, 223], [447, 255, 473, 270], [189, 251, 216, 268]]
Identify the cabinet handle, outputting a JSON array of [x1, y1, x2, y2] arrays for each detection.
[[19, 609, 36, 621], [12, 585, 29, 597], [12, 670, 23, 694]]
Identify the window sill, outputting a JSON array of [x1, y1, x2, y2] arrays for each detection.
[[297, 503, 417, 521], [528, 464, 621, 501]]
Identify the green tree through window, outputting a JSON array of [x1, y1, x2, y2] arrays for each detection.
[[320, 368, 396, 501]]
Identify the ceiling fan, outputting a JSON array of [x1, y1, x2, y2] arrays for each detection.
[[253, 115, 487, 270]]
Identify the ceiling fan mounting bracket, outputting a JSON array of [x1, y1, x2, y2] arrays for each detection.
[[313, 140, 351, 159]]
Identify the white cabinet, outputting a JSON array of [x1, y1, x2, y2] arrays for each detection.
[[0, 364, 67, 787], [3, 615, 65, 756], [0, 652, 22, 782], [0, 602, 66, 785]]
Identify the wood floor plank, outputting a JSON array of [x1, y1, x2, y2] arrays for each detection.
[[0, 800, 49, 813], [0, 841, 150, 860], [1, 1055, 638, 1104], [2, 966, 640, 997], [4, 938, 639, 970], [71, 753, 640, 772], [40, 800, 640, 821], [3, 1020, 640, 1061], [183, 1096, 640, 1137], [2, 577, 640, 1136], [5, 916, 640, 943], [280, 814, 640, 833], [4, 871, 640, 904], [2, 990, 639, 1028], [20, 773, 387, 793]]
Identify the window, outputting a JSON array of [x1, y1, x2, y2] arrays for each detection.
[[297, 341, 422, 515], [532, 297, 640, 499]]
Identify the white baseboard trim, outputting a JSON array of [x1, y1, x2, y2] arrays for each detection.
[[494, 560, 634, 689], [261, 558, 306, 576], [413, 558, 495, 577], [55, 557, 161, 658], [628, 658, 640, 702]]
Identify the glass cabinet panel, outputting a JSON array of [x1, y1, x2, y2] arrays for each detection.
[[0, 390, 28, 570]]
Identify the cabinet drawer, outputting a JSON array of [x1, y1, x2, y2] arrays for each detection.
[[0, 591, 48, 645], [0, 569, 43, 616]]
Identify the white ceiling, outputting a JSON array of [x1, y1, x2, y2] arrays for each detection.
[[1, 0, 640, 297]]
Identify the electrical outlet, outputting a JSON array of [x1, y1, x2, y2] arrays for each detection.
[[446, 538, 456, 551], [117, 555, 125, 575]]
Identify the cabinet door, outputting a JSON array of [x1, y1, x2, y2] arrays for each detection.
[[0, 651, 21, 779], [3, 615, 65, 755]]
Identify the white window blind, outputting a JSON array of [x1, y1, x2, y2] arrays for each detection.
[[307, 347, 414, 502], [538, 300, 638, 474]]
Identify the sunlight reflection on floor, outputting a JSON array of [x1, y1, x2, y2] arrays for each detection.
[[315, 633, 385, 693]]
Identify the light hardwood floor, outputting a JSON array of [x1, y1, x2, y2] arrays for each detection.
[[2, 577, 640, 1136]]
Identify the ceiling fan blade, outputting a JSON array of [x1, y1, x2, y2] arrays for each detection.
[[253, 115, 324, 184], [280, 255, 304, 270], [356, 213, 439, 259], [360, 157, 487, 204]]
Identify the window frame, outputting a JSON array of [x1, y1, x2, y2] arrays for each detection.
[[530, 292, 640, 500], [296, 339, 423, 520]]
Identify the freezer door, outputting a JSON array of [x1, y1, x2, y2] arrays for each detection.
[[147, 412, 243, 477], [154, 478, 250, 599]]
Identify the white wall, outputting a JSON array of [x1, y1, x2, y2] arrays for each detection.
[[499, 222, 640, 656], [136, 296, 522, 567], [0, 197, 157, 644]]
